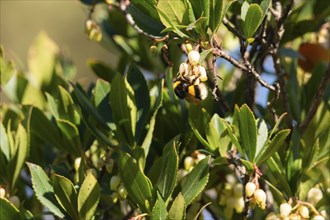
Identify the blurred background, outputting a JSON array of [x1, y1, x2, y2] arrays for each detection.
[[0, 1, 115, 80]]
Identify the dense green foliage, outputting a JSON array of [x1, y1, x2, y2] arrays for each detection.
[[1, 0, 329, 219]]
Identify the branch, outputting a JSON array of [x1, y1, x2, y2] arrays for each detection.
[[299, 64, 330, 134], [213, 48, 276, 92]]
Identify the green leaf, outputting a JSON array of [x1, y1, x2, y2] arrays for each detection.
[[119, 153, 153, 212], [53, 174, 79, 220], [205, 114, 228, 153], [255, 129, 291, 165], [156, 137, 179, 201], [127, 63, 150, 141], [212, 156, 229, 166], [141, 80, 163, 157], [73, 84, 108, 128], [241, 1, 249, 21], [9, 124, 29, 189], [0, 123, 10, 161], [88, 60, 117, 83], [222, 119, 244, 155], [190, 0, 210, 27], [27, 162, 65, 218], [260, 0, 271, 15], [151, 192, 168, 220], [93, 79, 111, 108], [168, 193, 185, 220], [157, 7, 190, 38], [180, 157, 209, 206], [255, 118, 268, 157], [127, 4, 166, 36], [209, 0, 235, 33], [109, 74, 137, 146], [131, 0, 159, 21], [27, 32, 59, 88], [56, 119, 81, 156], [238, 104, 257, 161], [242, 4, 263, 38], [157, 0, 192, 27], [0, 198, 21, 220], [199, 48, 213, 64], [77, 172, 100, 220]]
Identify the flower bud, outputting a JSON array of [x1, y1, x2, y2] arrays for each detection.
[[9, 196, 20, 208], [150, 45, 158, 55], [307, 187, 323, 205], [111, 192, 119, 203], [188, 51, 200, 66], [110, 175, 121, 191], [265, 212, 279, 220], [234, 197, 244, 213], [185, 43, 193, 53], [233, 183, 243, 198], [280, 203, 292, 217], [117, 184, 128, 199], [184, 156, 195, 171], [313, 215, 325, 220], [0, 187, 6, 198], [254, 189, 266, 209], [105, 159, 114, 173], [289, 213, 301, 220], [298, 205, 309, 218], [245, 182, 256, 197], [74, 157, 81, 171], [96, 158, 105, 169], [195, 153, 206, 164]]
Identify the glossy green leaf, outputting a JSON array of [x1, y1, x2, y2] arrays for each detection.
[[260, 0, 271, 15], [0, 198, 21, 220], [241, 1, 249, 21], [27, 32, 59, 88], [222, 119, 244, 155], [238, 104, 257, 161], [88, 60, 117, 83], [127, 4, 165, 36], [151, 192, 168, 220], [141, 80, 163, 157], [127, 63, 150, 141], [255, 118, 268, 157], [157, 7, 189, 38], [93, 79, 111, 108], [180, 157, 209, 206], [119, 152, 153, 212], [109, 74, 137, 146], [205, 114, 228, 153], [242, 4, 263, 38], [209, 0, 235, 33], [78, 172, 100, 220], [156, 137, 179, 201], [27, 162, 65, 218], [56, 119, 81, 156], [9, 124, 29, 188], [168, 193, 185, 220], [212, 156, 229, 166], [0, 123, 10, 161], [157, 0, 192, 27], [53, 174, 79, 220], [255, 129, 291, 165], [190, 0, 210, 26], [73, 84, 108, 128]]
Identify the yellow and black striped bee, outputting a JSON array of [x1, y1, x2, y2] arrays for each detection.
[[173, 77, 208, 104]]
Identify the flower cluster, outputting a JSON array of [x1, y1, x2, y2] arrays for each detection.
[[266, 187, 327, 220], [178, 49, 208, 86], [245, 181, 267, 210], [219, 175, 245, 219], [110, 175, 128, 203]]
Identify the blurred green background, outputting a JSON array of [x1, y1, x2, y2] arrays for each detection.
[[0, 1, 116, 82]]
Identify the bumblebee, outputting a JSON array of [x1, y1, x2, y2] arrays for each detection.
[[173, 78, 208, 104]]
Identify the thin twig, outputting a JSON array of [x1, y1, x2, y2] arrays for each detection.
[[299, 64, 330, 134], [213, 48, 277, 92]]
